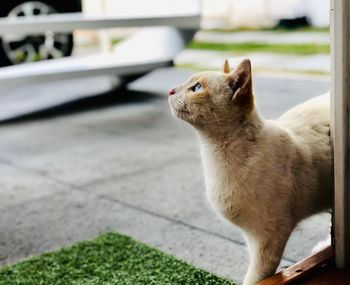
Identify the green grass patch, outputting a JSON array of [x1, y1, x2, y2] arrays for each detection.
[[176, 63, 330, 77], [111, 38, 123, 46], [0, 232, 235, 285], [188, 41, 330, 55]]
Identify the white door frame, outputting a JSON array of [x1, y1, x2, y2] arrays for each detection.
[[331, 0, 350, 268]]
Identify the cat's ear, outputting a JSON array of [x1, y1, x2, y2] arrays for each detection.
[[229, 59, 253, 107], [223, 59, 231, 74]]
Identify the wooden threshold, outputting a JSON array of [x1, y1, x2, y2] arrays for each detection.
[[257, 246, 350, 284]]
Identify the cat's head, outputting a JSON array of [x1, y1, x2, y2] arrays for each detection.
[[168, 59, 254, 130]]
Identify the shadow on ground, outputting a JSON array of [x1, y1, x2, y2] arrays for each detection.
[[0, 89, 159, 126]]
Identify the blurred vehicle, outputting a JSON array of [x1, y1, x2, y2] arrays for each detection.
[[0, 0, 82, 66]]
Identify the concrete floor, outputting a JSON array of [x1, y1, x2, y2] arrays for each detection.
[[0, 68, 331, 284]]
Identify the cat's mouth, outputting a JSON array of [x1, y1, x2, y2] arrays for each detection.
[[170, 104, 192, 121], [177, 109, 191, 115], [173, 107, 191, 119], [168, 97, 192, 120]]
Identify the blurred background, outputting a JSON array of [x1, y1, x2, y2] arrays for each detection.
[[0, 1, 331, 284], [0, 0, 329, 69]]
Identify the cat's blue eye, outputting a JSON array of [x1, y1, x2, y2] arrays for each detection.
[[192, 83, 202, 92]]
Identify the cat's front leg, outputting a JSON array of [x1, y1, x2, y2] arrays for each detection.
[[242, 230, 291, 285]]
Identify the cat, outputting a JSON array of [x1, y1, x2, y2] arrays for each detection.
[[168, 59, 333, 285]]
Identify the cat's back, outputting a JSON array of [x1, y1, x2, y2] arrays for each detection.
[[275, 93, 332, 214], [276, 93, 330, 138]]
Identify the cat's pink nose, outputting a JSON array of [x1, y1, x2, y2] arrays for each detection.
[[169, 88, 176, 96]]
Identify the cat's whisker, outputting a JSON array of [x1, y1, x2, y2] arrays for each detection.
[[212, 112, 220, 124]]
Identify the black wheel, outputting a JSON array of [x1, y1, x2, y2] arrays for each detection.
[[0, 0, 80, 66]]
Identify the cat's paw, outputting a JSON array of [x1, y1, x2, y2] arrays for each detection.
[[312, 236, 331, 254]]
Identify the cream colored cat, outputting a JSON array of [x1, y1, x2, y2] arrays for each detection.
[[168, 59, 333, 285]]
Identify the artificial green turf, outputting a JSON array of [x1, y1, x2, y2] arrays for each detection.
[[188, 41, 330, 55], [0, 232, 235, 285]]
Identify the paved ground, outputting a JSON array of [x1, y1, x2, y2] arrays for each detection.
[[0, 68, 331, 284]]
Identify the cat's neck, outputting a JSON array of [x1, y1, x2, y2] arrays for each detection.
[[196, 108, 268, 178], [196, 108, 265, 146]]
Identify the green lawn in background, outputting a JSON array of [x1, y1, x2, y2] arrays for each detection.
[[0, 232, 235, 285], [204, 26, 329, 33], [188, 42, 330, 55]]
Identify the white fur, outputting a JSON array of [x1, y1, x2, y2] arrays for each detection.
[[168, 61, 332, 284], [199, 94, 332, 285]]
